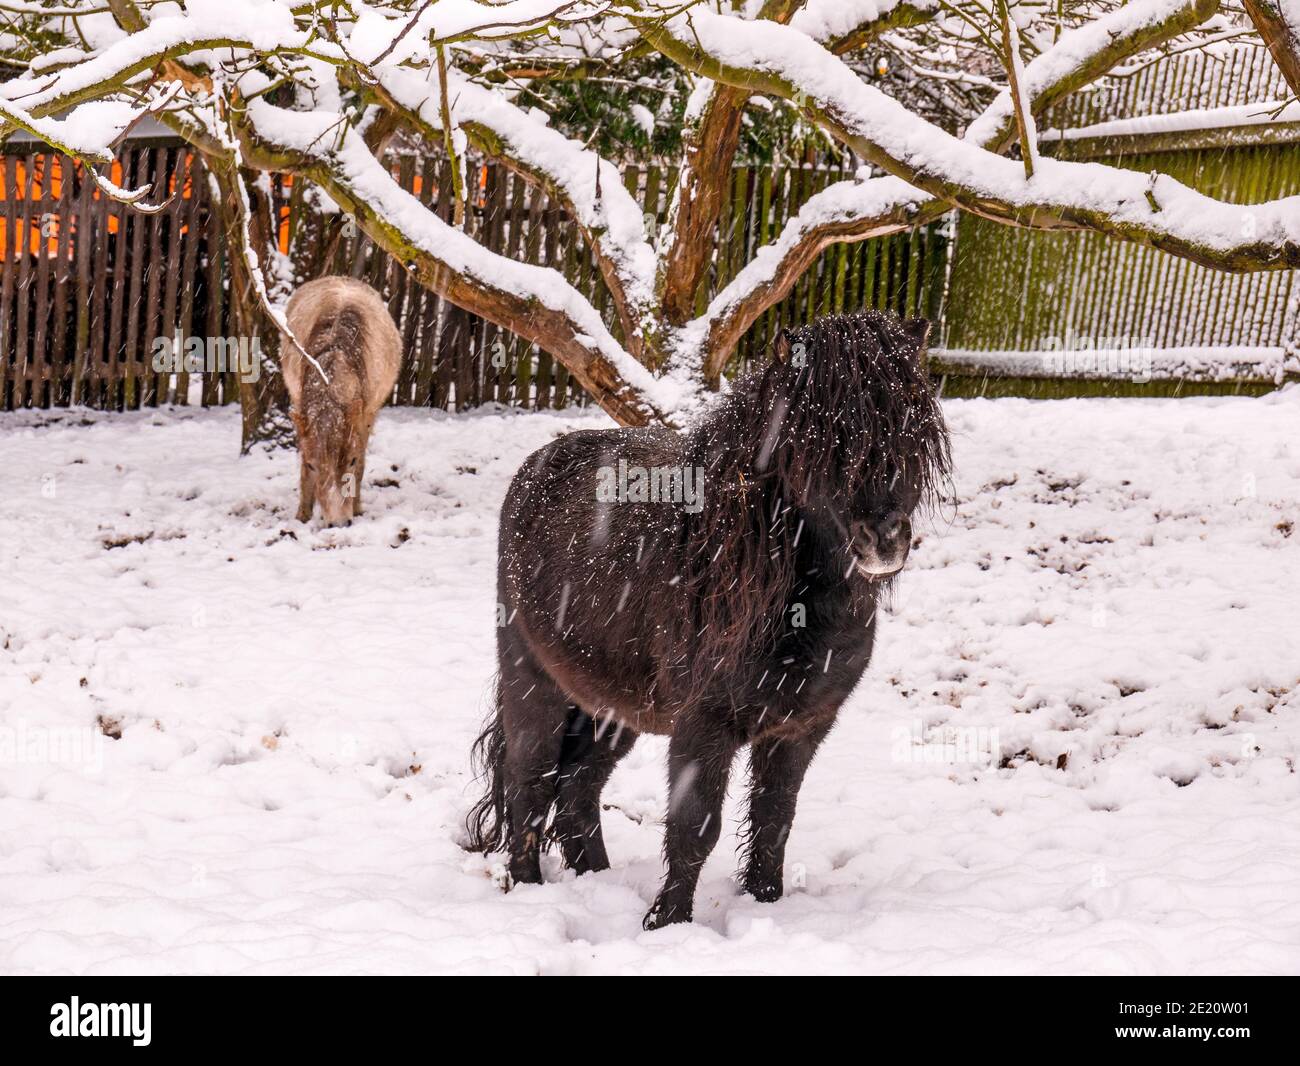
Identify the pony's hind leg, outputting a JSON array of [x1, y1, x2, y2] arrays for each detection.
[[499, 644, 571, 886], [552, 711, 637, 875]]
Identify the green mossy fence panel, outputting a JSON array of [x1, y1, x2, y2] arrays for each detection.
[[943, 142, 1300, 358]]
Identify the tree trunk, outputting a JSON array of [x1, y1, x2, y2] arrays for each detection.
[[1243, 0, 1300, 98], [208, 158, 295, 453]]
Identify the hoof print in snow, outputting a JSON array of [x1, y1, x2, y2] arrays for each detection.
[[101, 531, 153, 550], [96, 714, 123, 740]]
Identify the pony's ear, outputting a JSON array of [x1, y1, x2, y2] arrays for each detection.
[[902, 317, 931, 349], [774, 330, 809, 368]]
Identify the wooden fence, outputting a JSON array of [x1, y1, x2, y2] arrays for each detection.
[[944, 141, 1300, 354], [934, 44, 1299, 396], [6, 40, 1295, 416], [0, 143, 946, 413], [1043, 43, 1293, 130]]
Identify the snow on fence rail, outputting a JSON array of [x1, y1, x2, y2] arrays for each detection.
[[0, 144, 945, 413], [943, 139, 1300, 385], [931, 345, 1292, 393], [1044, 42, 1290, 132]]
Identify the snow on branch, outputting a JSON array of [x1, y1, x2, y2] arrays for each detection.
[[0, 96, 125, 163], [678, 173, 931, 382], [965, 0, 1219, 150], [679, 0, 1227, 378], [789, 0, 938, 49], [236, 97, 685, 425], [3, 0, 1277, 423], [349, 0, 607, 64], [645, 2, 1300, 279], [651, 0, 931, 333], [372, 64, 659, 346], [0, 9, 335, 127]]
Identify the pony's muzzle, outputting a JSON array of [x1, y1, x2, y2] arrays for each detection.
[[852, 513, 912, 576]]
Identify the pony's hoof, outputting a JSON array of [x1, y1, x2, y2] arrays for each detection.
[[508, 859, 543, 886], [642, 899, 690, 931], [742, 877, 783, 903]]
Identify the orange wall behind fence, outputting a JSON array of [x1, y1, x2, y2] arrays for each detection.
[[1, 154, 199, 259], [3, 156, 458, 260]]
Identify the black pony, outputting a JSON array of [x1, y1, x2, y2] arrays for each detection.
[[466, 310, 951, 929]]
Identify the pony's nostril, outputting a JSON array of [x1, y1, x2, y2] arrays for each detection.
[[868, 513, 910, 551], [854, 522, 877, 550]]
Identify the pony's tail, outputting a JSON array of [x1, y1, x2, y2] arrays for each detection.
[[463, 699, 507, 853]]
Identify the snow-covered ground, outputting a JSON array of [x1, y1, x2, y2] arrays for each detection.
[[1, 392, 1298, 975]]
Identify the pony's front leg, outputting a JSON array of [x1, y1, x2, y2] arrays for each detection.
[[351, 451, 366, 517], [643, 711, 738, 930], [741, 721, 831, 903], [296, 459, 315, 523]]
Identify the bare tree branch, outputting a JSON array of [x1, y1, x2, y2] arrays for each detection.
[[1242, 0, 1300, 97], [234, 98, 678, 427], [655, 0, 935, 329], [683, 0, 1223, 381], [367, 63, 663, 363], [643, 2, 1300, 275]]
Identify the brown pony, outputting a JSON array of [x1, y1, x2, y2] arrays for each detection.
[[465, 310, 951, 929], [281, 277, 400, 525]]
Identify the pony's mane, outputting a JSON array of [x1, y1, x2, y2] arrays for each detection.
[[673, 310, 951, 700]]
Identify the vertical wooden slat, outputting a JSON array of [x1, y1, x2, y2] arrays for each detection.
[[475, 164, 507, 407], [87, 162, 110, 408], [431, 158, 456, 410], [553, 204, 580, 407], [175, 154, 201, 405], [411, 156, 441, 407], [202, 173, 225, 406], [105, 155, 132, 409], [71, 161, 94, 406], [140, 147, 168, 406], [514, 175, 547, 408], [32, 155, 53, 407], [14, 154, 36, 408], [47, 155, 76, 407], [535, 198, 562, 409], [123, 149, 150, 408], [0, 158, 15, 410], [757, 166, 782, 365], [156, 148, 184, 405], [392, 157, 424, 405]]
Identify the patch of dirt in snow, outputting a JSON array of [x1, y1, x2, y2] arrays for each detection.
[[0, 393, 1297, 975]]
